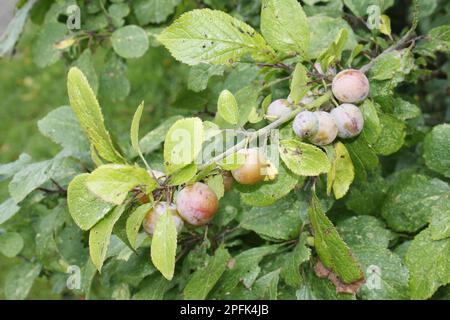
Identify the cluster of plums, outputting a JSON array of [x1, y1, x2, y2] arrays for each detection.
[[143, 69, 370, 234], [142, 148, 268, 235], [267, 69, 369, 146]]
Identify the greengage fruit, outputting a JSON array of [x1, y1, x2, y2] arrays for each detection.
[[332, 69, 369, 103], [143, 202, 184, 235], [231, 148, 267, 185], [330, 103, 364, 138]]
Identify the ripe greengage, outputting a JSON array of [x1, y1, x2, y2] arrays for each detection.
[[231, 148, 267, 185], [330, 103, 364, 138], [143, 202, 184, 235], [176, 182, 219, 226], [332, 69, 369, 103]]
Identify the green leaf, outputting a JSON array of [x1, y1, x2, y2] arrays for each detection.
[[132, 274, 173, 300], [205, 174, 225, 200], [336, 215, 393, 249], [289, 63, 309, 104], [309, 193, 364, 283], [317, 28, 349, 70], [0, 198, 20, 225], [4, 262, 42, 300], [217, 90, 239, 125], [326, 142, 354, 199], [183, 245, 231, 299], [188, 64, 225, 92], [151, 207, 178, 280], [37, 106, 90, 157], [111, 25, 149, 59], [381, 174, 449, 233], [238, 162, 301, 207], [253, 269, 281, 300], [371, 51, 402, 80], [352, 245, 410, 300], [86, 164, 158, 205], [343, 0, 394, 17], [359, 100, 381, 144], [72, 49, 99, 94], [130, 102, 145, 160], [164, 117, 204, 174], [89, 204, 126, 271], [100, 53, 130, 102], [279, 139, 331, 176], [0, 0, 35, 57], [423, 124, 450, 178], [235, 84, 259, 127], [307, 16, 357, 58], [67, 173, 114, 230], [430, 202, 450, 241], [281, 233, 311, 287], [406, 228, 450, 299], [32, 22, 67, 67], [240, 194, 304, 240], [0, 153, 31, 181], [260, 0, 309, 56], [157, 9, 274, 65], [0, 232, 24, 258], [133, 0, 181, 25], [211, 245, 280, 298], [67, 67, 124, 163], [126, 203, 152, 250], [373, 113, 406, 156], [136, 116, 183, 156], [168, 163, 197, 186], [345, 136, 379, 181], [392, 98, 421, 121]]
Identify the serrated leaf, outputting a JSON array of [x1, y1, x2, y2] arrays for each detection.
[[290, 63, 309, 104], [188, 63, 225, 92], [253, 269, 281, 300], [37, 106, 90, 157], [337, 215, 393, 249], [32, 22, 67, 67], [157, 9, 274, 65], [279, 139, 331, 176], [131, 102, 145, 157], [67, 174, 114, 230], [126, 203, 152, 250], [381, 174, 449, 233], [281, 233, 311, 287], [0, 198, 20, 225], [359, 100, 381, 144], [0, 153, 31, 181], [326, 142, 354, 199], [72, 49, 98, 94], [205, 174, 225, 200], [211, 245, 280, 298], [100, 53, 130, 102], [151, 208, 178, 280], [260, 0, 309, 56], [238, 162, 301, 207], [309, 193, 364, 284], [240, 194, 303, 240], [423, 124, 450, 178], [352, 245, 410, 300], [0, 232, 24, 258], [345, 135, 379, 181], [168, 163, 197, 186], [217, 90, 238, 125], [371, 51, 401, 80], [89, 204, 126, 271], [67, 67, 124, 163], [406, 228, 450, 299], [111, 25, 149, 59], [430, 202, 450, 241], [183, 245, 231, 299], [133, 0, 181, 25], [86, 164, 158, 205], [4, 262, 42, 300], [164, 117, 204, 174]]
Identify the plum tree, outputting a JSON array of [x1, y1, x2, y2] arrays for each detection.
[[143, 202, 184, 235], [266, 99, 291, 121], [231, 148, 267, 185], [176, 182, 219, 226], [330, 103, 364, 138], [332, 69, 370, 103]]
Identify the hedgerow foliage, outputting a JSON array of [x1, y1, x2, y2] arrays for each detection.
[[0, 0, 449, 300]]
